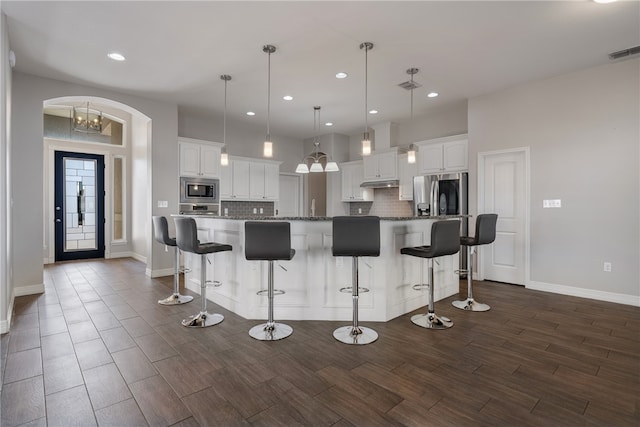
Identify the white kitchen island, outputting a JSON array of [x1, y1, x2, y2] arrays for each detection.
[[178, 215, 464, 322]]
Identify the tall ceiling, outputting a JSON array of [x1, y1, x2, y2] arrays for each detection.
[[2, 1, 638, 140]]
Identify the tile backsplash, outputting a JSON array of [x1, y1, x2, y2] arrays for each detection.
[[349, 187, 414, 217], [221, 201, 275, 217]]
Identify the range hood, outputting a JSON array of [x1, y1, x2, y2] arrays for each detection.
[[360, 179, 399, 188]]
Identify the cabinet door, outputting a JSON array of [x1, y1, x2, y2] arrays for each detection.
[[351, 162, 366, 200], [377, 151, 398, 179], [179, 142, 201, 177], [398, 154, 417, 200], [443, 139, 468, 171], [263, 163, 279, 200], [199, 145, 221, 178], [249, 162, 265, 200], [341, 164, 354, 201], [418, 143, 444, 174], [232, 160, 250, 199], [362, 156, 379, 181], [220, 162, 232, 199]]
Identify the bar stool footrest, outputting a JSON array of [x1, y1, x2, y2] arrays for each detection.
[[333, 325, 378, 345], [179, 267, 191, 274], [411, 313, 453, 329], [339, 286, 370, 293], [181, 311, 224, 328], [249, 322, 293, 341], [452, 298, 490, 312], [158, 293, 194, 306], [205, 280, 222, 287], [411, 284, 429, 291], [256, 289, 285, 296]]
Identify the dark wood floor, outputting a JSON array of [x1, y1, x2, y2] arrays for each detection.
[[1, 258, 639, 427]]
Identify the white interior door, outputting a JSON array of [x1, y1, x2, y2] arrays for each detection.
[[479, 148, 528, 285], [277, 174, 302, 217]]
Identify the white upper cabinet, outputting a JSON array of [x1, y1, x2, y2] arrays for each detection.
[[398, 153, 418, 200], [363, 148, 398, 181], [415, 135, 468, 175], [221, 156, 279, 201], [178, 138, 222, 178], [341, 161, 373, 202]]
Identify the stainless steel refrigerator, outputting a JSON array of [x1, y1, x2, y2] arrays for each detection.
[[413, 173, 469, 276]]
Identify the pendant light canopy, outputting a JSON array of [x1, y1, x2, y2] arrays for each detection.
[[295, 106, 339, 174], [263, 44, 276, 158], [360, 42, 373, 156], [220, 74, 231, 166], [406, 67, 418, 164]]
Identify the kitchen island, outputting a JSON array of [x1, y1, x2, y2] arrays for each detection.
[[178, 215, 464, 322]]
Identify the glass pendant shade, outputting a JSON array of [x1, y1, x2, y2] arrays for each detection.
[[324, 161, 339, 172], [295, 163, 310, 173], [362, 138, 371, 156], [309, 162, 324, 173], [407, 149, 416, 164], [263, 141, 273, 158], [220, 151, 229, 166]]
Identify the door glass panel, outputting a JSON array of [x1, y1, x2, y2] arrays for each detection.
[[64, 157, 97, 251], [113, 157, 123, 240]]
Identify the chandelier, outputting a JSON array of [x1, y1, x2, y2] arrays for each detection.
[[72, 102, 103, 133], [295, 107, 339, 174]]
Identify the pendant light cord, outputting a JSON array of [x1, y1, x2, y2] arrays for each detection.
[[223, 78, 227, 145], [364, 45, 368, 135], [267, 49, 271, 141]]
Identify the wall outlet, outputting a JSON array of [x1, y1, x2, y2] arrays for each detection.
[[164, 245, 168, 252], [358, 208, 362, 214], [224, 208, 229, 216], [157, 200, 168, 208], [253, 208, 257, 214], [604, 262, 612, 272], [259, 207, 264, 214]]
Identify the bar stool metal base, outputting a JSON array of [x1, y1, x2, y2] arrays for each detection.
[[181, 311, 224, 328], [411, 313, 453, 329], [452, 298, 490, 312], [333, 325, 378, 345], [249, 322, 293, 341], [158, 293, 194, 306]]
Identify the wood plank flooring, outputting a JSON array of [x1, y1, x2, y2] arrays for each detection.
[[1, 257, 639, 426]]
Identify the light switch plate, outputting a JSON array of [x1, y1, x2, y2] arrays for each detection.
[[543, 199, 561, 208], [157, 200, 168, 208]]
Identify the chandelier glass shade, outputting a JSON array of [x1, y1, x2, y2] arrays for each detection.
[[73, 102, 102, 134], [295, 141, 339, 174]]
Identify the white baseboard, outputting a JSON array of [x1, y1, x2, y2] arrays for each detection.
[[14, 283, 45, 297], [147, 268, 173, 278], [106, 251, 134, 259], [526, 280, 640, 307], [0, 290, 15, 334], [131, 253, 146, 264]]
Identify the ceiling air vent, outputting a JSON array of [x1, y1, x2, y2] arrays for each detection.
[[608, 46, 640, 60], [398, 80, 421, 90]]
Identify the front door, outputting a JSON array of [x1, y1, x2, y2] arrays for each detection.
[[54, 151, 105, 261], [479, 148, 527, 285]]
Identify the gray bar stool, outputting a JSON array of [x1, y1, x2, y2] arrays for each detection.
[[332, 216, 380, 345], [152, 216, 194, 305], [401, 220, 460, 329], [174, 217, 232, 328], [452, 213, 498, 312], [245, 221, 295, 341]]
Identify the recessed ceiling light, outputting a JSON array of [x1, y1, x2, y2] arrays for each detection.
[[369, 109, 378, 114], [246, 111, 255, 116], [325, 122, 333, 126], [335, 72, 348, 79], [107, 52, 125, 61], [427, 92, 439, 98], [283, 95, 293, 101]]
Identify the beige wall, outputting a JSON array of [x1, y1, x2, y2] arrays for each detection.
[[468, 58, 640, 301]]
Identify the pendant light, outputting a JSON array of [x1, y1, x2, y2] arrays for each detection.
[[360, 42, 373, 156], [295, 106, 340, 174], [263, 44, 276, 158], [220, 74, 231, 166], [406, 67, 418, 164]]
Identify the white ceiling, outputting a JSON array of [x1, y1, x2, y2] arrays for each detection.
[[2, 1, 639, 140]]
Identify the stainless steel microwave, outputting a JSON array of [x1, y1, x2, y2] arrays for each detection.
[[179, 177, 220, 204]]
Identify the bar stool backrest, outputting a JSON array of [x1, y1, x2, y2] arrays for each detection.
[[174, 217, 200, 254], [332, 216, 380, 257], [474, 214, 498, 246], [430, 220, 461, 258], [152, 216, 176, 246], [245, 221, 293, 261]]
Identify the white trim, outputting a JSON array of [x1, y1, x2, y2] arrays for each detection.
[[476, 146, 530, 285], [527, 280, 640, 307], [0, 290, 15, 334], [131, 253, 146, 264], [147, 267, 173, 278], [14, 283, 45, 297], [105, 251, 135, 259]]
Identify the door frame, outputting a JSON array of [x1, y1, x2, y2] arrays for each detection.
[[477, 146, 530, 284], [45, 140, 112, 263]]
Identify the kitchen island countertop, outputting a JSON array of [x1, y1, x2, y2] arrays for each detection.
[[178, 214, 470, 221]]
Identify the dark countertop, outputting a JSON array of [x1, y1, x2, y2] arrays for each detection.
[[177, 214, 470, 221]]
